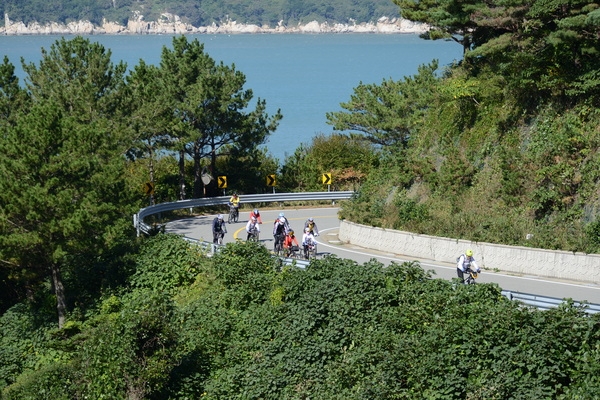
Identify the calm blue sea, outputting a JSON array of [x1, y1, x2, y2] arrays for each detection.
[[0, 34, 461, 160]]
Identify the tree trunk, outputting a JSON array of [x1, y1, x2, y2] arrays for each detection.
[[193, 142, 202, 198], [148, 147, 155, 205], [51, 263, 67, 328], [209, 141, 218, 197], [178, 149, 186, 200]]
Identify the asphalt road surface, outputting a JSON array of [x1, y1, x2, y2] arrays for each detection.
[[166, 206, 600, 304]]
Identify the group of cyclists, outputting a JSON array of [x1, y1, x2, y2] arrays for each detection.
[[272, 212, 319, 259], [213, 194, 482, 282], [211, 193, 320, 259]]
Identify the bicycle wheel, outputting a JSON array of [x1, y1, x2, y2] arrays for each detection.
[[274, 238, 283, 256]]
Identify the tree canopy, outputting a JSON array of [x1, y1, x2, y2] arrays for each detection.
[[128, 36, 282, 199], [0, 37, 137, 327]]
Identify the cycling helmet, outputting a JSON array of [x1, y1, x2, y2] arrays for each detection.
[[289, 230, 294, 236], [305, 227, 310, 233], [217, 214, 223, 220], [253, 208, 259, 214], [466, 249, 473, 257], [308, 217, 314, 222], [251, 216, 257, 222], [279, 212, 285, 218]]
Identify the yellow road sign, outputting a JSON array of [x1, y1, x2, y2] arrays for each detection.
[[267, 174, 276, 186], [218, 176, 227, 189], [143, 182, 155, 195], [322, 173, 332, 185]]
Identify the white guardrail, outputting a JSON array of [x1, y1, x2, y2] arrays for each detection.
[[133, 191, 600, 315], [133, 191, 355, 236]]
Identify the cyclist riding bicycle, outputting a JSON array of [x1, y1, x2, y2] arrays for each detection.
[[273, 217, 287, 252], [302, 227, 316, 259], [212, 214, 227, 244], [246, 216, 260, 241], [456, 249, 481, 284], [283, 229, 300, 257], [249, 208, 262, 224], [228, 193, 240, 220], [304, 217, 319, 236]]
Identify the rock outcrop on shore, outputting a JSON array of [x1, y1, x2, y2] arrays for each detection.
[[2, 13, 428, 35]]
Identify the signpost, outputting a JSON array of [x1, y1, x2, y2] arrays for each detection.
[[218, 176, 227, 196], [267, 174, 276, 193], [143, 181, 155, 196], [143, 181, 155, 206], [322, 173, 332, 191], [201, 168, 213, 197]]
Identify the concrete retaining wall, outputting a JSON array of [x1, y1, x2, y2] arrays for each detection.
[[338, 220, 600, 284]]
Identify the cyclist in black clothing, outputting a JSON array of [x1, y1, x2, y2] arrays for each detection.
[[273, 217, 287, 252], [212, 214, 227, 244]]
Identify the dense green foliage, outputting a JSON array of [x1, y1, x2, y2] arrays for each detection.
[[0, 0, 400, 28], [2, 238, 600, 398], [331, 0, 600, 253], [0, 37, 139, 326], [0, 35, 283, 318], [280, 133, 379, 192]]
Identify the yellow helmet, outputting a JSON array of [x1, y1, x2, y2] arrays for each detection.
[[466, 249, 473, 257]]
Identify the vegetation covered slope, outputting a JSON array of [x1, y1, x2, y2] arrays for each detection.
[[324, 0, 600, 253], [0, 0, 400, 28], [2, 238, 600, 398]]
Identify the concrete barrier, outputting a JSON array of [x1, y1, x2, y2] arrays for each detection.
[[338, 220, 600, 284]]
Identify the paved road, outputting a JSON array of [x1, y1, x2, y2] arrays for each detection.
[[166, 206, 600, 304]]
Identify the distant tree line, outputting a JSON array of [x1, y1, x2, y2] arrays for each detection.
[[0, 0, 401, 28]]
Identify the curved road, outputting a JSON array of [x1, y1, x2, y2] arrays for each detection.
[[166, 207, 600, 304]]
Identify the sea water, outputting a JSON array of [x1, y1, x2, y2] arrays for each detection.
[[0, 34, 462, 160]]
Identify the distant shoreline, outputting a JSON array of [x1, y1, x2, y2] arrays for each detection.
[[2, 13, 428, 36]]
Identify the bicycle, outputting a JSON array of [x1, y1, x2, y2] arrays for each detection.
[[213, 231, 225, 245], [247, 227, 260, 242], [303, 241, 317, 260], [274, 234, 284, 256], [227, 205, 239, 224], [284, 245, 301, 259], [464, 268, 478, 285]]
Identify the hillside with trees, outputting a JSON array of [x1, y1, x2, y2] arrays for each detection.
[[0, 0, 400, 28], [322, 0, 600, 254]]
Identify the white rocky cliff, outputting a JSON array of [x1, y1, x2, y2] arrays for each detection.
[[2, 13, 428, 35]]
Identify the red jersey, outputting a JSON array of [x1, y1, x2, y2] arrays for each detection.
[[284, 235, 299, 248]]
